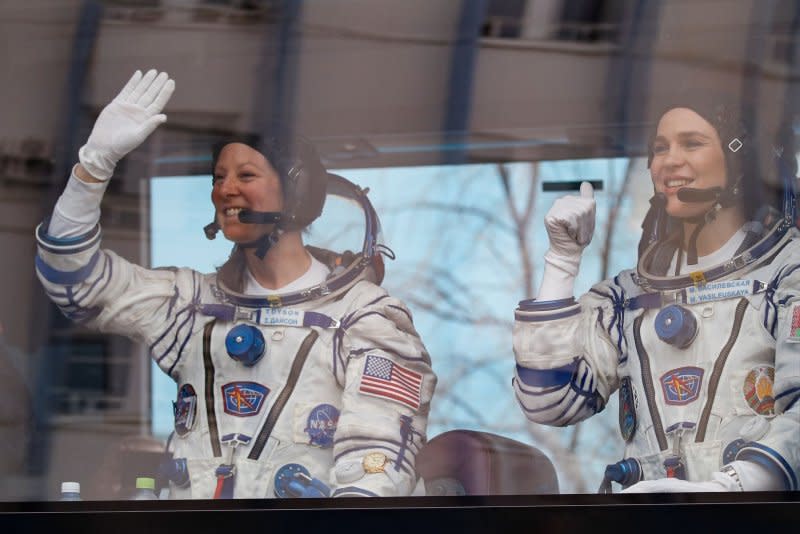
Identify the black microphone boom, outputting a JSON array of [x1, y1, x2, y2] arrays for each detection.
[[676, 187, 723, 203], [204, 221, 219, 240], [238, 210, 282, 224]]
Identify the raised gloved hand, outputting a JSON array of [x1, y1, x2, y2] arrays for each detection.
[[536, 181, 595, 301], [78, 69, 175, 181]]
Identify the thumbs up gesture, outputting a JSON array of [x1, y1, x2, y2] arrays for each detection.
[[543, 181, 596, 276]]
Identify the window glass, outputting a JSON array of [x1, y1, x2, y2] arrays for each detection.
[[1, 0, 798, 504]]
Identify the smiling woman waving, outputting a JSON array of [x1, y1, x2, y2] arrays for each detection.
[[35, 70, 436, 500]]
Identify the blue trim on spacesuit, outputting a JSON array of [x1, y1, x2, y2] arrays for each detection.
[[150, 272, 201, 377], [349, 346, 429, 363], [66, 252, 112, 306], [517, 297, 576, 311], [515, 362, 576, 388], [514, 382, 572, 415], [41, 251, 111, 304], [515, 307, 581, 322], [36, 221, 101, 254], [763, 263, 800, 337], [387, 304, 413, 323], [551, 389, 588, 425], [167, 305, 198, 377], [35, 251, 100, 285], [331, 295, 428, 380], [152, 303, 195, 362], [737, 442, 797, 491], [513, 376, 564, 396], [514, 356, 602, 425], [590, 277, 628, 363], [332, 486, 380, 497], [775, 386, 800, 411]]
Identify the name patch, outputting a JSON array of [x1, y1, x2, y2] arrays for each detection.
[[173, 384, 197, 436], [684, 280, 760, 304]]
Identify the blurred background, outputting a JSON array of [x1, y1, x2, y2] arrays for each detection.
[[0, 0, 798, 500]]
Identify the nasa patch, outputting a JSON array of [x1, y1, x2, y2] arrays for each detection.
[[618, 377, 637, 442], [743, 366, 775, 416], [221, 382, 270, 417], [304, 404, 340, 448], [173, 384, 197, 436], [660, 367, 704, 405]]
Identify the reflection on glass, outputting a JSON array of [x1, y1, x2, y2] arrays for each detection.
[[514, 95, 799, 494], [0, 0, 798, 507]]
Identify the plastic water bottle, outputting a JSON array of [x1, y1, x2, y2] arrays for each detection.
[[131, 477, 159, 500], [60, 481, 82, 501]]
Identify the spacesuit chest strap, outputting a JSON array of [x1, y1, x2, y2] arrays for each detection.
[[200, 303, 340, 329], [247, 330, 320, 460], [202, 320, 223, 458], [626, 279, 765, 310]]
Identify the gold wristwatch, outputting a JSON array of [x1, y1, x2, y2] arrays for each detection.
[[362, 452, 389, 474]]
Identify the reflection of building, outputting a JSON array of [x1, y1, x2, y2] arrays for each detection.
[[0, 0, 797, 498]]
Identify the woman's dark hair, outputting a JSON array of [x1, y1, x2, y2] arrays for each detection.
[[210, 131, 328, 292], [648, 90, 794, 221]]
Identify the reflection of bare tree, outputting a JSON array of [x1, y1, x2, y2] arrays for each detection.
[[497, 163, 539, 297], [388, 160, 630, 493], [600, 159, 635, 279], [560, 159, 634, 476]]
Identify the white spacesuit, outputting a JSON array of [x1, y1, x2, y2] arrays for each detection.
[[34, 70, 436, 498], [513, 99, 799, 493]]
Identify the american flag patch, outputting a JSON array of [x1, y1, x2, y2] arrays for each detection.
[[359, 355, 422, 410], [791, 304, 800, 339]]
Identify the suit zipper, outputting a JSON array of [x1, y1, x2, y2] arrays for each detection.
[[633, 314, 668, 451], [248, 330, 319, 460], [202, 320, 222, 457], [695, 298, 748, 442]]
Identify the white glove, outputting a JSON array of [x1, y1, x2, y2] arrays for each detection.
[[536, 181, 595, 301], [621, 477, 732, 493], [620, 461, 783, 493], [78, 69, 175, 181]]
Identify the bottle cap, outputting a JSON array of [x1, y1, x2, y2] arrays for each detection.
[[61, 481, 80, 493], [135, 477, 156, 490]]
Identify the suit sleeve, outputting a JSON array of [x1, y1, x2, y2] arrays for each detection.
[[329, 281, 436, 497], [35, 219, 206, 378], [741, 262, 800, 490], [512, 276, 627, 427]]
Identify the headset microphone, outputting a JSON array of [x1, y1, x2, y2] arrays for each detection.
[[237, 210, 282, 224], [204, 221, 220, 240], [676, 187, 724, 203]]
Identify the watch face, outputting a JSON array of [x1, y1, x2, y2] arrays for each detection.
[[362, 452, 388, 474]]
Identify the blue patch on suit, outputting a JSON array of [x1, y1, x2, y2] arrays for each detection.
[[273, 463, 330, 498], [221, 382, 269, 417], [618, 377, 637, 442], [660, 367, 704, 405], [173, 384, 197, 436], [304, 404, 339, 448]]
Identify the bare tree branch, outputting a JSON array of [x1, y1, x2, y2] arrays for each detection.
[[497, 163, 539, 296], [600, 159, 633, 279], [390, 202, 516, 235]]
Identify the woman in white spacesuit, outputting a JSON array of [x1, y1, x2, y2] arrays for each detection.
[[35, 70, 436, 499], [512, 92, 799, 493]]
